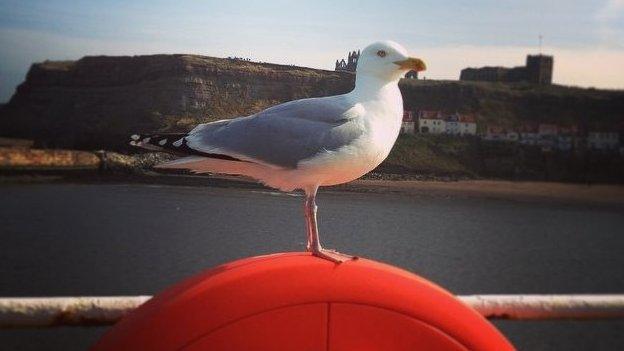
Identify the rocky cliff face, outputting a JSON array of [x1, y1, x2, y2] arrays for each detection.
[[0, 55, 355, 150], [1, 54, 622, 151]]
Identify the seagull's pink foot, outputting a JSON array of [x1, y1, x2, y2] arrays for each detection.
[[311, 248, 357, 263]]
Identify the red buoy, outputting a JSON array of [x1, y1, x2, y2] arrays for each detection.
[[91, 253, 514, 350]]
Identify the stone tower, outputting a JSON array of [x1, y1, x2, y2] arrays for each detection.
[[525, 55, 553, 85]]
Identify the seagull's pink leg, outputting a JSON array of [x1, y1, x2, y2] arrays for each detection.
[[304, 186, 355, 263]]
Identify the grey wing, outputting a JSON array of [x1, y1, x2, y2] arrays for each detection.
[[184, 95, 365, 168]]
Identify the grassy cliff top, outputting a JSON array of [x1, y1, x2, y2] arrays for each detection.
[[33, 54, 352, 81], [399, 79, 624, 129]]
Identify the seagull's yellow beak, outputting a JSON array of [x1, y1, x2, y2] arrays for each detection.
[[394, 57, 426, 72]]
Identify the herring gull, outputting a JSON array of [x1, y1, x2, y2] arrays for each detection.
[[131, 41, 426, 263]]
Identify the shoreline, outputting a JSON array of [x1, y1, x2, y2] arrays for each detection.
[[339, 179, 624, 206], [2, 171, 623, 207]]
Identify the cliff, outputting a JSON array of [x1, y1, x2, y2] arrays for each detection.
[[0, 55, 354, 150], [1, 54, 623, 152]]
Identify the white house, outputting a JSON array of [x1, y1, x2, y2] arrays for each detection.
[[417, 110, 446, 134], [400, 111, 416, 134], [587, 132, 619, 150], [458, 114, 478, 136]]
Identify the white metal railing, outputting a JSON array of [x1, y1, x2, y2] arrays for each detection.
[[1, 295, 623, 328]]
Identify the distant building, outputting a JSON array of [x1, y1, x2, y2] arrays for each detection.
[[519, 123, 539, 146], [445, 113, 477, 136], [587, 132, 619, 151], [557, 125, 579, 151], [404, 70, 419, 79], [461, 67, 508, 82], [537, 123, 558, 150], [482, 125, 521, 142], [417, 110, 446, 134], [445, 114, 461, 135], [335, 50, 360, 72], [483, 125, 508, 141], [460, 54, 553, 85], [506, 131, 520, 142], [485, 122, 586, 152], [411, 111, 477, 136], [538, 124, 558, 136], [400, 111, 416, 134]]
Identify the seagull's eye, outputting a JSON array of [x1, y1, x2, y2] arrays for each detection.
[[376, 50, 387, 58]]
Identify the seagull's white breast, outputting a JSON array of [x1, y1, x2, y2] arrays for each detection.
[[295, 86, 403, 187]]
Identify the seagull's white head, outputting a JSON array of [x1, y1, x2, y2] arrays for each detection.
[[356, 41, 426, 82]]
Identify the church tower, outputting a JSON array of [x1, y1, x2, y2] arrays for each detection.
[[525, 55, 553, 85]]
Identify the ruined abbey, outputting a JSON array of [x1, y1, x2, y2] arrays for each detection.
[[334, 49, 419, 79], [335, 50, 360, 72]]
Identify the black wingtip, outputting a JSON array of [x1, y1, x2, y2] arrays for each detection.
[[129, 133, 184, 151], [129, 132, 247, 162]]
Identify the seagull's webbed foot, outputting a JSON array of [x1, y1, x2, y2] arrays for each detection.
[[311, 247, 357, 263]]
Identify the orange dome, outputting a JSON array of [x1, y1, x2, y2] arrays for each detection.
[[91, 253, 514, 351]]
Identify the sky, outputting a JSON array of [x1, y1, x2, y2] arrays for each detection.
[[0, 0, 623, 102]]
